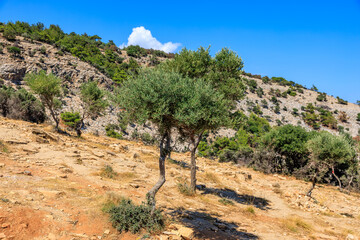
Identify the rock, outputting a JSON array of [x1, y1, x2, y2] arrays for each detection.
[[38, 190, 65, 199], [5, 139, 29, 144], [0, 63, 26, 82], [129, 184, 139, 188], [59, 174, 68, 178], [0, 233, 6, 239], [177, 226, 194, 240], [0, 163, 5, 168], [1, 222, 10, 228], [104, 229, 110, 235], [346, 234, 357, 240]]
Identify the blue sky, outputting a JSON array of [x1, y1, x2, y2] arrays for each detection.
[[1, 0, 359, 102]]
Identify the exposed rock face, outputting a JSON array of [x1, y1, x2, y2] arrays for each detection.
[[0, 63, 26, 83]]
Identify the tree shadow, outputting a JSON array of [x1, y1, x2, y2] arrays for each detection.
[[197, 185, 271, 210], [167, 158, 190, 169], [168, 208, 259, 240]]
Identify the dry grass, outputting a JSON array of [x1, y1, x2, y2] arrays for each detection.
[[282, 216, 313, 233], [177, 182, 195, 196], [203, 172, 220, 184], [0, 140, 8, 153]]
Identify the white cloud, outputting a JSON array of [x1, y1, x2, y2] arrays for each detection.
[[121, 26, 181, 53]]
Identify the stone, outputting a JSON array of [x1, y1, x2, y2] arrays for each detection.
[[177, 226, 194, 240], [0, 63, 26, 82], [104, 229, 110, 235], [38, 190, 65, 199], [1, 222, 10, 228], [0, 233, 6, 239]]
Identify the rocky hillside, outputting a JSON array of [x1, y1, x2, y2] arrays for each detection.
[[0, 117, 359, 240], [1, 32, 359, 139]]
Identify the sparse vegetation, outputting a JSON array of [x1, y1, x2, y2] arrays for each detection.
[[106, 198, 165, 234]]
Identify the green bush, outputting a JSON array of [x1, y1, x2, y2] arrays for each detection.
[[357, 113, 360, 122], [105, 124, 123, 139], [7, 46, 21, 56], [126, 45, 147, 58], [336, 96, 348, 105], [60, 112, 82, 136], [107, 198, 165, 234], [0, 86, 46, 123], [261, 125, 312, 173]]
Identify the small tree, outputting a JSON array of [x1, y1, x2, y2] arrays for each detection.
[[60, 112, 82, 136], [306, 132, 356, 196], [118, 69, 183, 212], [78, 81, 108, 136], [25, 71, 62, 129]]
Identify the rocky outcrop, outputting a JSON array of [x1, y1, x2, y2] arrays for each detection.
[[0, 63, 26, 83]]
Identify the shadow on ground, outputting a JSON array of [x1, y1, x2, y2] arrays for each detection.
[[168, 208, 259, 240], [198, 186, 271, 210]]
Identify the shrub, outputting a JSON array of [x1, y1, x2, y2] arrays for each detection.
[[39, 46, 46, 54], [338, 111, 349, 123], [177, 182, 195, 196], [0, 86, 46, 123], [262, 76, 270, 84], [60, 112, 82, 136], [107, 198, 165, 234], [292, 108, 299, 116], [316, 92, 327, 102], [126, 45, 147, 58], [140, 132, 157, 145], [0, 46, 3, 54], [105, 124, 123, 139], [357, 113, 360, 122], [260, 99, 268, 108], [0, 140, 8, 153], [100, 165, 118, 179], [337, 96, 348, 105], [274, 104, 280, 114], [261, 125, 312, 173], [7, 46, 21, 57]]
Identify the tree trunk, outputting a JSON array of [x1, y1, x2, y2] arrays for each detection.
[[146, 131, 171, 213], [190, 145, 197, 192], [331, 166, 342, 190], [306, 175, 317, 197], [48, 106, 59, 130], [189, 132, 203, 193]]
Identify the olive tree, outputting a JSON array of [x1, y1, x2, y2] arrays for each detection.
[[25, 71, 62, 129], [306, 131, 357, 196], [175, 85, 231, 192], [118, 68, 230, 209]]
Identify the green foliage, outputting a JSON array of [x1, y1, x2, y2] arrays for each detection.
[[0, 85, 46, 123], [274, 104, 280, 114], [177, 182, 195, 196], [262, 76, 270, 84], [7, 46, 21, 57], [105, 124, 123, 139], [336, 96, 348, 105], [107, 198, 165, 234], [3, 24, 16, 40], [310, 85, 318, 92], [316, 92, 327, 102], [125, 45, 147, 58], [357, 113, 360, 122], [161, 46, 245, 100], [262, 125, 313, 173], [24, 71, 62, 128], [80, 81, 108, 118], [100, 165, 118, 179], [60, 112, 81, 136], [306, 132, 357, 186], [119, 68, 231, 135]]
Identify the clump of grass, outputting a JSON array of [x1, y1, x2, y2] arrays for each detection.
[[118, 172, 136, 179], [0, 140, 8, 153], [100, 165, 118, 179], [204, 172, 220, 184], [218, 198, 234, 206], [245, 206, 255, 215], [106, 198, 165, 234], [75, 158, 83, 165], [282, 216, 312, 233], [177, 182, 195, 196]]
